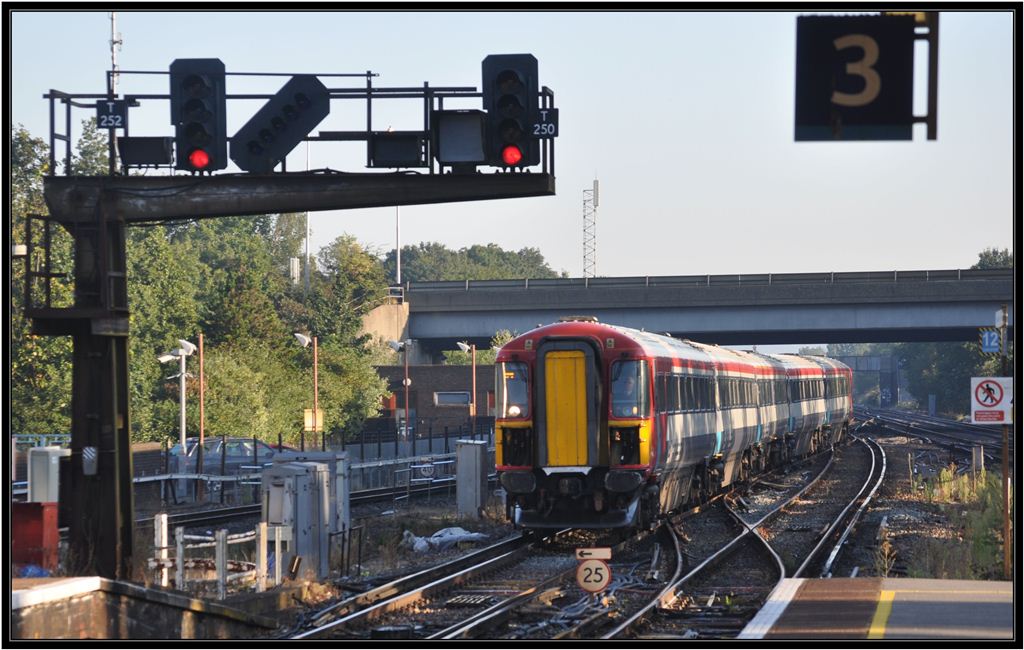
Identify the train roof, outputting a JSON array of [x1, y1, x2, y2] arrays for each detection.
[[498, 320, 850, 375]]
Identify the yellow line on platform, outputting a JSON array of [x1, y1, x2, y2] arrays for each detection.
[[867, 590, 896, 639]]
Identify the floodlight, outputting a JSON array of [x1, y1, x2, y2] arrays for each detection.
[[387, 340, 404, 353], [457, 342, 471, 353], [294, 333, 312, 348], [178, 339, 197, 355], [157, 353, 177, 364]]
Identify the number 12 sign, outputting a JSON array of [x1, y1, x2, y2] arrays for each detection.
[[795, 14, 916, 141]]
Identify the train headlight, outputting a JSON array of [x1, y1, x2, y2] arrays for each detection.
[[508, 405, 522, 417]]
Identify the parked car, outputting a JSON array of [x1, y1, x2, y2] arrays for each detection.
[[168, 437, 296, 475]]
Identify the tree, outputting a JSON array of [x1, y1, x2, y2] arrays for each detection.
[[10, 121, 392, 445], [310, 235, 389, 342], [797, 346, 825, 356], [125, 224, 202, 442], [73, 118, 110, 175], [973, 248, 1012, 270], [10, 125, 74, 434], [382, 241, 558, 282]]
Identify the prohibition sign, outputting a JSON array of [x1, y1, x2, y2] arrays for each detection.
[[576, 559, 612, 593], [975, 380, 1003, 407]]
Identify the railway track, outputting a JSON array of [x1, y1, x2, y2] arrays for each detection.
[[606, 433, 885, 639], [281, 439, 878, 640], [286, 528, 631, 639], [856, 407, 1013, 463]]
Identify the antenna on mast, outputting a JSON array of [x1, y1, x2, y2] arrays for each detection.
[[109, 12, 123, 95]]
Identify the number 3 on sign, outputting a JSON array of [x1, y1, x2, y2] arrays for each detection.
[[577, 559, 612, 593], [831, 34, 881, 107]]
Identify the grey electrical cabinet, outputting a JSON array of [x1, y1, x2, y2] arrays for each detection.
[[270, 451, 350, 534], [456, 440, 488, 519], [28, 447, 70, 503], [261, 461, 330, 580]]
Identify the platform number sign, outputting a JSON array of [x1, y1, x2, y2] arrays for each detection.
[[95, 100, 128, 129], [795, 14, 916, 141], [980, 328, 1001, 354], [576, 559, 612, 593]]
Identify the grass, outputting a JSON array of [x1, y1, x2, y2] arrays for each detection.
[[906, 468, 1009, 580]]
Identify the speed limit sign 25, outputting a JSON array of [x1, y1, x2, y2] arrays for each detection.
[[576, 559, 612, 593]]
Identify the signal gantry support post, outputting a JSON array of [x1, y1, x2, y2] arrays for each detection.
[[27, 195, 134, 580]]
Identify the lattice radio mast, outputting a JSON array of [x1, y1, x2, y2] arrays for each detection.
[[583, 179, 598, 278]]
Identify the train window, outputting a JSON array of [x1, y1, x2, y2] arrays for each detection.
[[496, 362, 530, 418], [655, 374, 667, 412], [671, 376, 682, 412], [611, 360, 648, 418], [684, 377, 695, 411]]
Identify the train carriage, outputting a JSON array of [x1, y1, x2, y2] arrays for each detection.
[[495, 318, 851, 530]]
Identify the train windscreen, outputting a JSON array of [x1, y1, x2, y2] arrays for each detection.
[[610, 359, 649, 418], [497, 362, 530, 418]]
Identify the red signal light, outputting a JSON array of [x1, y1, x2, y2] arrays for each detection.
[[188, 149, 211, 170], [502, 144, 523, 166]]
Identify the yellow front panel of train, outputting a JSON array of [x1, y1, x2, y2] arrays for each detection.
[[545, 351, 588, 466]]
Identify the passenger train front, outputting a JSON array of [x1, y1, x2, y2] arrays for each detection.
[[494, 319, 852, 530]]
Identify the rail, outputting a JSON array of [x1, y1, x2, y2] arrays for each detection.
[[289, 533, 538, 638], [819, 437, 887, 578], [602, 449, 837, 639], [792, 436, 885, 578]]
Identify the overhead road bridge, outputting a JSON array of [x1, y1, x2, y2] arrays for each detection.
[[402, 269, 1013, 352]]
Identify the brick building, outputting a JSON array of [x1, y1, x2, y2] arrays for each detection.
[[369, 364, 496, 439]]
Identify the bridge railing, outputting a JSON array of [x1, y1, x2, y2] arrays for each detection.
[[405, 268, 1011, 292]]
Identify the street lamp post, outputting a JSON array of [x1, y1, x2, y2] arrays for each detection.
[[294, 333, 321, 451], [158, 338, 196, 494], [388, 339, 412, 457], [197, 333, 206, 500], [458, 342, 477, 438]]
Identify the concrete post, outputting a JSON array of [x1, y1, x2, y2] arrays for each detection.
[[216, 529, 227, 600], [175, 526, 185, 591], [456, 440, 488, 519], [972, 445, 985, 474], [155, 513, 169, 587], [257, 521, 267, 592]]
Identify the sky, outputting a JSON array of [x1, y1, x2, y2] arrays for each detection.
[[8, 9, 1016, 280]]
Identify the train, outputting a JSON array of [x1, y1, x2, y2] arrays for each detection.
[[493, 318, 853, 529]]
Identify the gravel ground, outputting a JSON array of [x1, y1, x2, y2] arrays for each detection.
[[828, 432, 975, 579]]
